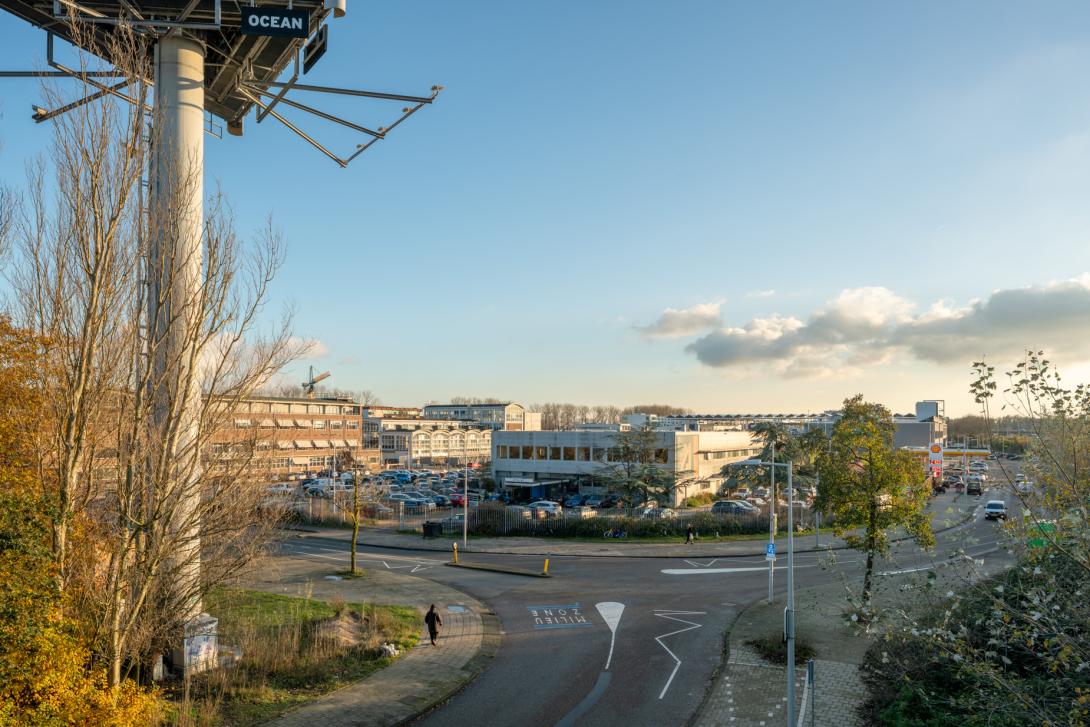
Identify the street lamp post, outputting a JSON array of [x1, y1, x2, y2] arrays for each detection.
[[768, 441, 776, 603], [742, 455, 797, 727]]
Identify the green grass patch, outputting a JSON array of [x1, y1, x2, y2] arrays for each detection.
[[170, 588, 419, 726], [747, 633, 816, 665]]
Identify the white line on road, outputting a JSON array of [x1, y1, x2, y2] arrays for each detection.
[[653, 611, 706, 699], [661, 565, 817, 576], [596, 602, 625, 671]]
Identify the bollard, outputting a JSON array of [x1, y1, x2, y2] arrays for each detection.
[[808, 658, 816, 727], [452, 542, 458, 564], [542, 554, 550, 576]]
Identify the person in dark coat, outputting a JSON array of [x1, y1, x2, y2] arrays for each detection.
[[686, 523, 695, 544], [425, 604, 443, 645]]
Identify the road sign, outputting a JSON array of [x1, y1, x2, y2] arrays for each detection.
[[303, 25, 328, 75], [766, 542, 776, 561], [241, 6, 309, 38]]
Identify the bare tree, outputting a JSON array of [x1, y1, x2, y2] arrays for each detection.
[[4, 19, 303, 687]]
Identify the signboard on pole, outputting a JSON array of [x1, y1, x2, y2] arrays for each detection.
[[766, 542, 776, 561], [928, 442, 944, 477], [241, 7, 309, 38]]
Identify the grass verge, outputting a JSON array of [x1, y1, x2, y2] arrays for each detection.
[[746, 633, 817, 665], [165, 588, 419, 726]]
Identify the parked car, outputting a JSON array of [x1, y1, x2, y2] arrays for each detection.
[[733, 487, 752, 499], [505, 505, 532, 519], [566, 505, 597, 519], [449, 493, 467, 507], [583, 495, 604, 508], [405, 498, 436, 512], [643, 508, 677, 520], [265, 483, 296, 496], [754, 486, 770, 499], [362, 502, 393, 518], [439, 514, 465, 532], [711, 500, 760, 515], [563, 494, 586, 508], [984, 500, 1008, 520], [600, 494, 622, 509], [529, 500, 562, 516]]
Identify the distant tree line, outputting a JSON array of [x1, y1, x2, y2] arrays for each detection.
[[530, 403, 692, 430]]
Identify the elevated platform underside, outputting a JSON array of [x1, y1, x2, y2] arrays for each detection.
[[0, 0, 323, 122]]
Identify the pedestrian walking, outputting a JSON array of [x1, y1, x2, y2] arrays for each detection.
[[685, 523, 695, 545], [425, 604, 443, 645]]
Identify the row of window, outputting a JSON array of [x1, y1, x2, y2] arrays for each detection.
[[495, 445, 671, 464], [235, 419, 359, 430], [701, 448, 761, 460], [238, 402, 361, 415]]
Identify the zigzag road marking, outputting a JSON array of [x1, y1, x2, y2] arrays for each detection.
[[653, 610, 706, 699]]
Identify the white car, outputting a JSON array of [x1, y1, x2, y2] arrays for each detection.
[[984, 500, 1007, 520], [528, 500, 562, 515], [265, 483, 296, 496]]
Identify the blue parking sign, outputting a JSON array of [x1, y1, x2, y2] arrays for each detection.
[[766, 543, 776, 560]]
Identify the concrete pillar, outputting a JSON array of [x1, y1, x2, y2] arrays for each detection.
[[149, 34, 214, 675]]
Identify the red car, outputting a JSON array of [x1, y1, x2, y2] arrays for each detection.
[[449, 493, 467, 507]]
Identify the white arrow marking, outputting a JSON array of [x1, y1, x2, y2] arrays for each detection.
[[653, 611, 705, 699], [595, 602, 625, 671]]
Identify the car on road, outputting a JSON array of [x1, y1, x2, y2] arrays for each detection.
[[984, 500, 1008, 520], [1016, 479, 1034, 493], [966, 477, 983, 496], [528, 500, 562, 516], [711, 500, 760, 515]]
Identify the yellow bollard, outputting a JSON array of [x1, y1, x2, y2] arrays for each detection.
[[452, 542, 458, 564], [542, 555, 550, 576]]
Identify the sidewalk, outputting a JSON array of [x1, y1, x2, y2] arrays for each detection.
[[244, 553, 500, 727], [289, 491, 975, 559], [694, 581, 870, 727]]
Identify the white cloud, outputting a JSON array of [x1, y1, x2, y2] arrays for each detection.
[[288, 337, 329, 358], [684, 277, 1090, 377], [636, 301, 723, 339], [746, 289, 777, 298]]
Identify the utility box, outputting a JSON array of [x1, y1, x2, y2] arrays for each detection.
[[174, 613, 219, 676], [422, 521, 442, 538]]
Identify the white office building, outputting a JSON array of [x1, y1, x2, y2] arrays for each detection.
[[423, 402, 541, 431], [491, 429, 761, 507], [366, 415, 492, 467]]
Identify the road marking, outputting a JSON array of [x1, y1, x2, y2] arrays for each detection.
[[527, 603, 592, 629], [653, 610, 706, 699], [596, 602, 625, 671], [661, 565, 817, 576]]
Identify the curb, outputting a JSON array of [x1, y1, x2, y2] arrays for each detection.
[[397, 609, 503, 725], [688, 610, 741, 727], [445, 562, 552, 578]]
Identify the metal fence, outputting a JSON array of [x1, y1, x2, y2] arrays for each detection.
[[278, 495, 821, 539]]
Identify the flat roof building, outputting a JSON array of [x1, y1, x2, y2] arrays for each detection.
[[423, 402, 541, 431], [491, 429, 761, 507]]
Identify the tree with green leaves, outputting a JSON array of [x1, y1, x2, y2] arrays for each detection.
[[600, 424, 675, 506], [815, 395, 934, 612]]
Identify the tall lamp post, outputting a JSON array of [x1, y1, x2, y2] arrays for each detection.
[[742, 455, 797, 727]]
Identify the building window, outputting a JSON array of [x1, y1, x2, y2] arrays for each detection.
[[563, 447, 575, 461], [522, 446, 533, 460], [577, 447, 591, 461], [347, 420, 359, 429], [313, 420, 327, 430], [535, 446, 547, 460], [331, 420, 343, 429], [497, 445, 508, 458], [654, 448, 669, 464], [508, 446, 520, 460], [549, 447, 561, 460]]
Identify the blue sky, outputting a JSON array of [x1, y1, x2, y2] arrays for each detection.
[[3, 1, 1090, 415]]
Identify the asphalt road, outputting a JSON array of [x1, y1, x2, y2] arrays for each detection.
[[273, 486, 1015, 727]]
